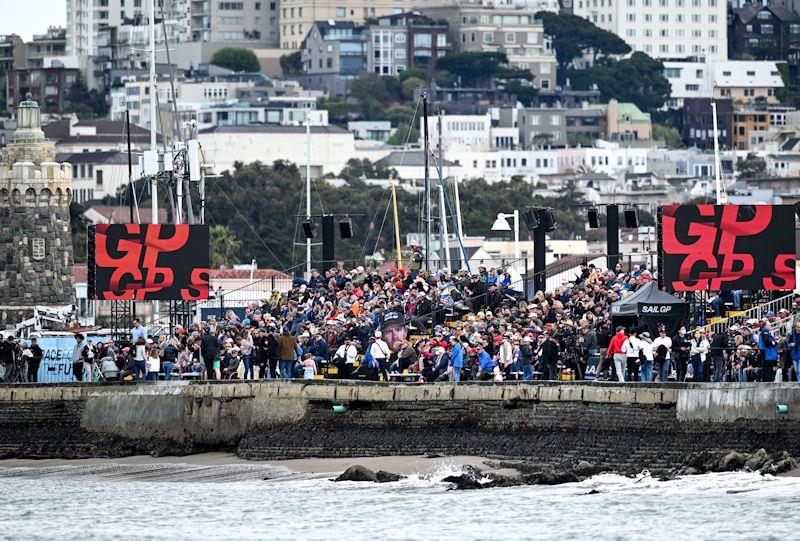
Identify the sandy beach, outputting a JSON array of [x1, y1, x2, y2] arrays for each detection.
[[0, 452, 512, 477]]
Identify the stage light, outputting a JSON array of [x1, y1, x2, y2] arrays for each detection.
[[624, 207, 638, 228], [537, 208, 558, 232], [587, 207, 600, 229], [338, 217, 353, 239], [522, 208, 539, 231], [302, 220, 316, 239]]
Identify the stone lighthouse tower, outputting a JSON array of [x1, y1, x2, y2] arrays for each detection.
[[0, 94, 75, 329]]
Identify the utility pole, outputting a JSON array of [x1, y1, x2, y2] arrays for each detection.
[[711, 98, 726, 204], [126, 110, 135, 224], [437, 110, 450, 270], [422, 93, 431, 272]]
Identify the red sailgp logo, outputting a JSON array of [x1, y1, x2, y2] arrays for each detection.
[[662, 204, 795, 291]]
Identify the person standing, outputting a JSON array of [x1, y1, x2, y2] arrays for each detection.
[[131, 318, 147, 344], [652, 327, 672, 383], [786, 323, 800, 382], [672, 326, 691, 382], [709, 330, 728, 382], [606, 326, 628, 383], [200, 326, 220, 380], [539, 331, 560, 380], [370, 331, 391, 381], [639, 332, 654, 382], [689, 329, 710, 383], [71, 333, 85, 382], [27, 337, 43, 383], [145, 346, 160, 381], [240, 330, 254, 380], [449, 336, 465, 382], [758, 322, 778, 382], [278, 328, 300, 379], [161, 338, 179, 381], [408, 241, 425, 279], [621, 328, 642, 382]]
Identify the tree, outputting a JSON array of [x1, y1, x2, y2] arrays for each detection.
[[210, 48, 260, 72], [210, 225, 243, 269], [587, 52, 671, 113], [401, 76, 426, 101], [65, 74, 108, 118], [279, 51, 303, 75], [538, 11, 631, 75], [399, 67, 426, 82], [349, 72, 390, 102], [567, 133, 596, 147], [653, 123, 682, 148], [319, 98, 353, 125], [387, 123, 420, 146], [499, 79, 538, 106], [435, 70, 457, 88], [435, 51, 508, 87], [737, 153, 766, 179]]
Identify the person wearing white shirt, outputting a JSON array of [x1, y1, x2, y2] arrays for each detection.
[[371, 331, 391, 380], [621, 329, 643, 382], [689, 329, 710, 382], [334, 339, 358, 378], [639, 332, 655, 382], [652, 328, 673, 383]]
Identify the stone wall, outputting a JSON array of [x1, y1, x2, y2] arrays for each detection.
[[0, 382, 798, 474]]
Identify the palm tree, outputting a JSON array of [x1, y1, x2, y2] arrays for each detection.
[[210, 225, 242, 269]]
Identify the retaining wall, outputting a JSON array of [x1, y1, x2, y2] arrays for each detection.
[[1, 381, 799, 473]]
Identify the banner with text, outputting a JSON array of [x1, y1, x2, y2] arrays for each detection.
[[660, 204, 796, 292], [88, 224, 210, 300]]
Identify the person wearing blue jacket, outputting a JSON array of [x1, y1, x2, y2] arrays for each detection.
[[786, 322, 800, 382], [477, 345, 499, 381], [758, 322, 778, 382], [449, 337, 464, 382]]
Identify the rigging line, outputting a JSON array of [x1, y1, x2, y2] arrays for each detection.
[[312, 176, 325, 215], [208, 176, 287, 271], [359, 187, 388, 260], [372, 192, 392, 257], [291, 179, 306, 268], [397, 97, 421, 171]]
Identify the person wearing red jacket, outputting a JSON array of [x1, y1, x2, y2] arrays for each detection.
[[606, 326, 628, 382]]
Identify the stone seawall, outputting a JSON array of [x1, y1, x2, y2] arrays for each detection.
[[1, 382, 799, 473]]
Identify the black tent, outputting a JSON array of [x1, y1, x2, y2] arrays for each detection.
[[610, 282, 689, 336]]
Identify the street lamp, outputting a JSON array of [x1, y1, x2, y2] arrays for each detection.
[[491, 210, 520, 261]]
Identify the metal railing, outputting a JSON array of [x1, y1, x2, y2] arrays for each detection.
[[705, 292, 797, 335]]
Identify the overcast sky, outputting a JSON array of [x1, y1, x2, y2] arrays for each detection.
[[1, 0, 66, 41]]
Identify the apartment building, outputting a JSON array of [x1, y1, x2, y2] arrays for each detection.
[[420, 113, 494, 151], [518, 107, 567, 148], [420, 5, 557, 90], [297, 21, 367, 97], [279, 0, 418, 50], [572, 0, 727, 60], [729, 3, 800, 61], [681, 97, 734, 150], [7, 66, 79, 113], [25, 28, 67, 69], [367, 13, 451, 76], [0, 34, 25, 76], [587, 99, 651, 141], [663, 60, 784, 108]]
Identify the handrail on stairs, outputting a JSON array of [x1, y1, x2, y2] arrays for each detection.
[[704, 291, 797, 335]]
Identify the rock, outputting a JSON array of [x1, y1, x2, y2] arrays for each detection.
[[716, 451, 747, 472], [764, 457, 798, 475], [573, 460, 602, 478], [680, 467, 700, 476], [443, 467, 521, 490], [376, 470, 405, 483], [744, 448, 769, 472], [334, 465, 378, 482], [524, 469, 581, 485], [759, 460, 774, 474]]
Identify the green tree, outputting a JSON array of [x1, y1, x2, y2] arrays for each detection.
[[210, 47, 261, 72], [435, 51, 508, 87], [210, 225, 243, 269], [349, 72, 390, 102], [538, 11, 631, 75], [587, 52, 670, 113], [399, 67, 426, 82], [387, 123, 420, 146], [318, 97, 353, 125], [499, 79, 538, 106], [435, 70, 457, 88], [737, 153, 766, 179], [279, 51, 303, 75], [653, 123, 682, 148], [567, 133, 596, 147], [65, 74, 108, 118], [401, 76, 426, 101]]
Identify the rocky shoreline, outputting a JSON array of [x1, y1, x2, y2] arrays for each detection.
[[330, 449, 800, 490]]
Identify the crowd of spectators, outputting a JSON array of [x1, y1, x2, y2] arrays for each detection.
[[2, 257, 799, 384]]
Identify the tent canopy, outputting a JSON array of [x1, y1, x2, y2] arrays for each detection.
[[610, 282, 688, 317]]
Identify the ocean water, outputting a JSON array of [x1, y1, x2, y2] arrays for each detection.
[[0, 463, 798, 540]]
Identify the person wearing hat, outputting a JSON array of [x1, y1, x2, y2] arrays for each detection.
[[200, 326, 220, 380], [638, 331, 654, 382], [26, 337, 43, 383]]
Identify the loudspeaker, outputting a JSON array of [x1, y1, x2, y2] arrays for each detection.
[[302, 220, 316, 239], [795, 202, 800, 220], [522, 208, 539, 231], [624, 208, 638, 228], [338, 217, 353, 238], [587, 208, 600, 229]]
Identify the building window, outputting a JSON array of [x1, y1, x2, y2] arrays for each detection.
[[530, 115, 540, 126], [336, 7, 345, 17], [505, 32, 516, 43], [762, 24, 774, 35], [437, 34, 446, 47], [414, 34, 432, 47], [483, 32, 493, 43], [527, 32, 537, 44]]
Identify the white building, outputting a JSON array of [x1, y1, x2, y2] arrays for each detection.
[[663, 60, 784, 108], [573, 0, 727, 60], [421, 113, 494, 152], [57, 151, 137, 203], [198, 125, 356, 176]]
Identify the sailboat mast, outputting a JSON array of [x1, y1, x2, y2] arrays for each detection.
[[422, 93, 431, 273], [305, 114, 312, 277], [148, 0, 158, 225], [391, 183, 402, 270]]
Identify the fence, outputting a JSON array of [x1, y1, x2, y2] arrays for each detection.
[[705, 291, 797, 335]]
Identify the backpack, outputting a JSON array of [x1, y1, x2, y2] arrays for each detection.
[[655, 344, 668, 361]]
